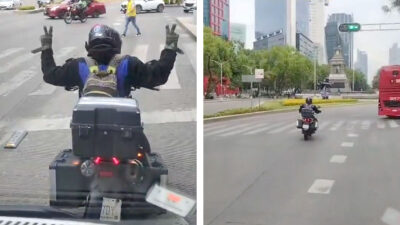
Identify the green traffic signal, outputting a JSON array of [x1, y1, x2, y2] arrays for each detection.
[[339, 23, 361, 32]]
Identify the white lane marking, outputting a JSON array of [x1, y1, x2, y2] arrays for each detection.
[[113, 22, 122, 26], [13, 109, 196, 131], [382, 207, 400, 225], [341, 142, 354, 148], [308, 179, 335, 194], [330, 121, 344, 131], [330, 155, 347, 163], [0, 68, 36, 96], [0, 47, 24, 60], [0, 53, 35, 73], [132, 44, 148, 62], [204, 123, 229, 132], [316, 121, 331, 131], [377, 121, 386, 129], [268, 123, 294, 134], [53, 47, 76, 62], [219, 122, 268, 137], [141, 109, 196, 124], [205, 123, 251, 137], [361, 120, 371, 130], [389, 120, 399, 128], [29, 82, 57, 96], [243, 122, 285, 135], [346, 120, 359, 130], [347, 133, 359, 137], [158, 44, 181, 89]]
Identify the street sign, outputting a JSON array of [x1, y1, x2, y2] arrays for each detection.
[[339, 23, 361, 32], [255, 69, 264, 79], [242, 75, 262, 83]]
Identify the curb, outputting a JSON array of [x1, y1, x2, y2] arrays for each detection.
[[204, 101, 376, 123], [13, 8, 44, 14], [176, 17, 196, 40]]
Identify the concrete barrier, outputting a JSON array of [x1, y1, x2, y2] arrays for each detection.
[[14, 8, 44, 14]]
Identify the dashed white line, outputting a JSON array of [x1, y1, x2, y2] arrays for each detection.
[[330, 121, 344, 131], [330, 155, 347, 164], [308, 179, 335, 194], [347, 133, 359, 137], [361, 120, 371, 130], [389, 120, 399, 128], [243, 122, 285, 135], [341, 142, 354, 148], [377, 121, 386, 129]]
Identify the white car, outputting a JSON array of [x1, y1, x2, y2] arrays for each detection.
[[0, 0, 22, 9], [183, 0, 196, 12], [120, 0, 165, 14]]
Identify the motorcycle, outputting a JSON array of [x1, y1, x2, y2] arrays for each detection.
[[49, 87, 195, 221], [64, 3, 87, 24], [297, 107, 321, 140]]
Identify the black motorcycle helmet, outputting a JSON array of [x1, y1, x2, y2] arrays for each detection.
[[85, 24, 122, 63], [306, 97, 313, 105]]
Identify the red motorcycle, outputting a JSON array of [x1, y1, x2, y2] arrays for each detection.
[[64, 2, 87, 24]]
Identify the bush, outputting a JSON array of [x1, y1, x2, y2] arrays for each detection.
[[282, 98, 358, 106], [18, 5, 35, 10]]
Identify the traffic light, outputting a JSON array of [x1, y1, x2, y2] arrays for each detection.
[[339, 23, 361, 32]]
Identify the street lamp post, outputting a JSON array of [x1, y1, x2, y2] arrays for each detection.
[[211, 59, 225, 98], [314, 46, 317, 96]]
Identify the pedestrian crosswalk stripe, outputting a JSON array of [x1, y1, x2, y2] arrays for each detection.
[[29, 82, 57, 96], [268, 123, 294, 134], [361, 120, 371, 130], [377, 121, 386, 129], [205, 123, 250, 137], [346, 120, 359, 130], [317, 121, 331, 131], [0, 47, 24, 61], [243, 122, 285, 135], [132, 44, 148, 62], [0, 68, 36, 96], [219, 122, 267, 137], [204, 123, 228, 132], [389, 120, 399, 128], [0, 52, 36, 74], [330, 121, 344, 131]]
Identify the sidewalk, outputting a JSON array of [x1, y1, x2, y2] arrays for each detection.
[[176, 16, 196, 40]]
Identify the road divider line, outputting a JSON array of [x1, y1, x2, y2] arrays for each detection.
[[347, 133, 359, 137], [382, 207, 400, 225], [341, 142, 354, 148], [308, 179, 335, 194], [0, 47, 24, 60], [361, 120, 371, 130], [243, 122, 285, 135], [0, 68, 36, 96], [330, 155, 347, 164]]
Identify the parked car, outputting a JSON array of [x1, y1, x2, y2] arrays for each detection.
[[0, 0, 22, 9], [120, 0, 164, 14], [44, 0, 105, 19]]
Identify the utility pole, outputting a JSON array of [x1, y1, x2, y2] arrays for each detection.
[[314, 46, 317, 95]]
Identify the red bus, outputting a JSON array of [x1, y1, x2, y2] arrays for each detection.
[[379, 65, 400, 117]]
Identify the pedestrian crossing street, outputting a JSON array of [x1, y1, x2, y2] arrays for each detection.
[[204, 119, 400, 138], [0, 42, 184, 98]]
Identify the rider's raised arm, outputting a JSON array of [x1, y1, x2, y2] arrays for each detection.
[[41, 49, 82, 87], [127, 48, 177, 88]]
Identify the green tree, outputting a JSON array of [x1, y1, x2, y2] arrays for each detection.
[[382, 0, 400, 12], [372, 69, 381, 89]]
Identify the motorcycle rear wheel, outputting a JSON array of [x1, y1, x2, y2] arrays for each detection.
[[64, 12, 72, 24], [80, 14, 87, 23], [304, 133, 309, 141]]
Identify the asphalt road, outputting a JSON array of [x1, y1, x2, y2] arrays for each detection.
[[0, 5, 196, 224], [205, 103, 400, 225]]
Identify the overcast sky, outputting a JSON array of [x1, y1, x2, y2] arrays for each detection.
[[230, 0, 400, 84]]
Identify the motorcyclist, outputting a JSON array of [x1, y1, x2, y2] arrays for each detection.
[[31, 24, 182, 96], [299, 97, 321, 120]]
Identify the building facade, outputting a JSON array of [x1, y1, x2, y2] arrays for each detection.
[[203, 0, 230, 39], [327, 13, 354, 68], [389, 43, 400, 65], [309, 0, 329, 64], [325, 21, 343, 64], [296, 33, 315, 60], [355, 49, 368, 79], [230, 23, 247, 45], [253, 31, 285, 50]]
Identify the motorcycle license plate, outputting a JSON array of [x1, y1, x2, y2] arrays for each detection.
[[100, 197, 122, 222], [303, 124, 309, 130], [146, 184, 196, 217]]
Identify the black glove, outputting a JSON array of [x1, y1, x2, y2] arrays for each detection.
[[31, 26, 53, 54], [165, 24, 183, 54]]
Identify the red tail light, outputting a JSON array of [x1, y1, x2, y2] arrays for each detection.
[[112, 157, 120, 165], [94, 157, 102, 165], [303, 118, 312, 123]]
